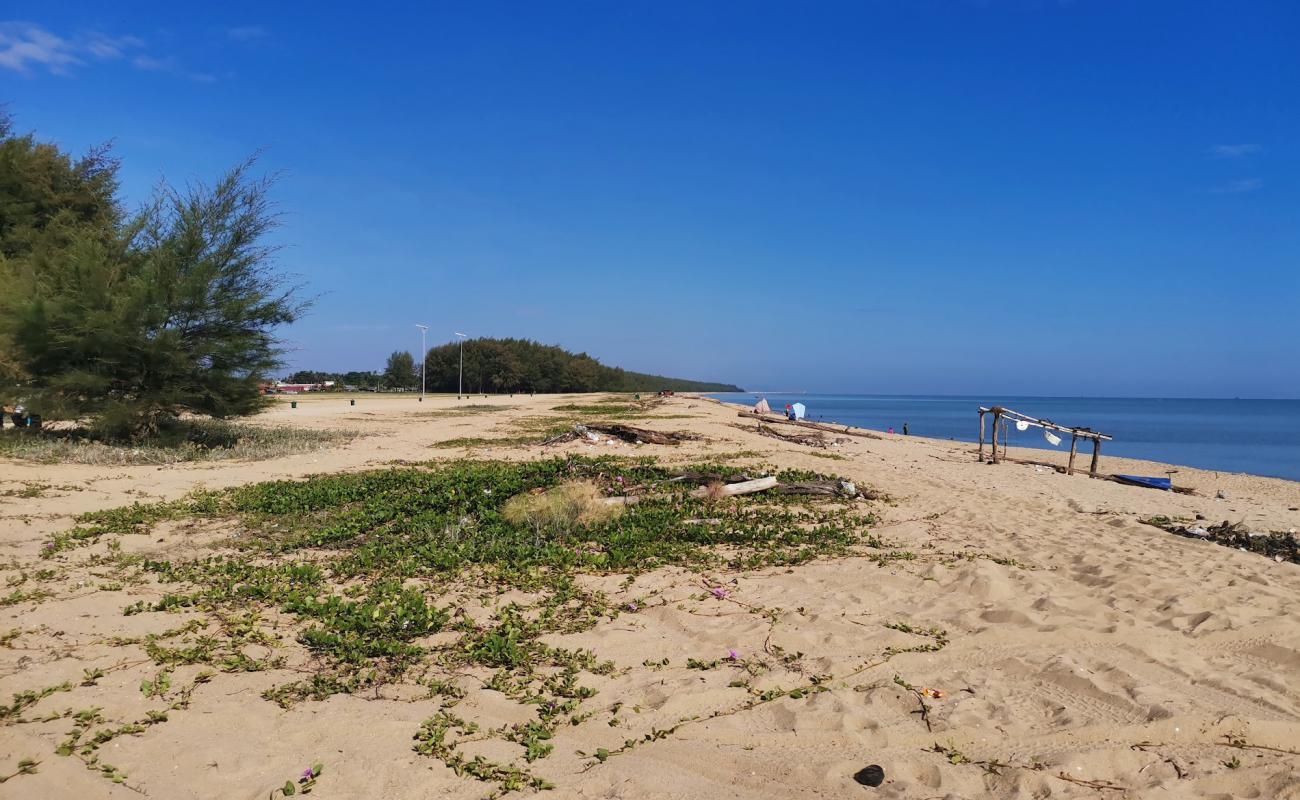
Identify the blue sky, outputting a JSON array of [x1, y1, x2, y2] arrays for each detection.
[[4, 1, 1297, 397]]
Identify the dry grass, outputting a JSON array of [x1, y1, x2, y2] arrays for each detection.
[[0, 420, 358, 465], [501, 481, 625, 543], [410, 404, 514, 418]]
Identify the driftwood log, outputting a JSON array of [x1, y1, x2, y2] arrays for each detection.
[[689, 476, 779, 498], [774, 479, 877, 500], [542, 423, 699, 447], [752, 423, 828, 448], [593, 423, 698, 445], [738, 411, 882, 440]]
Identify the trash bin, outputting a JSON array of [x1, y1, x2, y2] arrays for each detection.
[[350, 399, 356, 406], [291, 401, 297, 409]]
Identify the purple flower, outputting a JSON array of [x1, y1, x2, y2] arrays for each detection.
[[301, 768, 315, 781], [726, 649, 739, 661], [710, 587, 729, 600], [627, 602, 638, 612]]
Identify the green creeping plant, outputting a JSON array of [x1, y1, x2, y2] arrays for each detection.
[[62, 456, 880, 796]]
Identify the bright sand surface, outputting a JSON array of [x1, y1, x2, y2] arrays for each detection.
[[1, 392, 1298, 798]]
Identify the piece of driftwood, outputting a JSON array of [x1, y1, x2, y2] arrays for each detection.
[[773, 479, 871, 499], [592, 423, 698, 445], [737, 411, 882, 440], [542, 423, 699, 446], [690, 476, 779, 498], [756, 423, 827, 448]]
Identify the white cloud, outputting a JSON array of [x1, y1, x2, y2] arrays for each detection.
[[84, 33, 144, 60], [0, 22, 81, 74], [1209, 143, 1262, 158], [0, 21, 216, 83]]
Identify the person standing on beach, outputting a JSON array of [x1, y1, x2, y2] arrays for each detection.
[[903, 422, 909, 436]]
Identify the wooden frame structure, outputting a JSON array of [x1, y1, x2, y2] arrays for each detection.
[[978, 406, 1112, 476]]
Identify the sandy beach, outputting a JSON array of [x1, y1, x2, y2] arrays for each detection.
[[2, 392, 1297, 799]]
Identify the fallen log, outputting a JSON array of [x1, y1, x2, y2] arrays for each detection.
[[542, 423, 699, 446], [590, 423, 699, 445], [773, 479, 868, 499], [690, 476, 779, 499], [738, 411, 882, 440], [755, 423, 828, 448]]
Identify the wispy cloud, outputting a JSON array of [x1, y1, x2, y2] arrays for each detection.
[[0, 22, 93, 74], [0, 21, 211, 82], [131, 54, 216, 83], [1210, 178, 1263, 194], [85, 32, 144, 60], [1209, 143, 1262, 159], [227, 25, 268, 42]]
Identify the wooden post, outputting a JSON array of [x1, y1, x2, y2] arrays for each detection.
[[1089, 437, 1101, 477], [990, 412, 1001, 464], [1067, 433, 1078, 475], [978, 410, 985, 461]]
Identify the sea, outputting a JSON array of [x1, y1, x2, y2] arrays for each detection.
[[704, 393, 1300, 482]]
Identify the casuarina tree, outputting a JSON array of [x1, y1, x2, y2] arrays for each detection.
[[0, 115, 307, 439]]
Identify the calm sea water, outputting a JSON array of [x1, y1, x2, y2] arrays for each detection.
[[705, 394, 1300, 482]]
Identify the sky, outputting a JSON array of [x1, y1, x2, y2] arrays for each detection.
[[3, 1, 1298, 397]]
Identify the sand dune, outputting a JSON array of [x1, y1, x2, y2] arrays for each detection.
[[1, 392, 1297, 798]]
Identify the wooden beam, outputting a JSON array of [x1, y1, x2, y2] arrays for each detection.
[[1067, 433, 1078, 475], [990, 411, 1001, 464], [977, 406, 1112, 441], [1089, 437, 1101, 477], [978, 410, 986, 461]]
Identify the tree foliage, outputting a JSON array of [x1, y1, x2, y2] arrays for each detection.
[[0, 115, 306, 438], [383, 350, 417, 390], [419, 338, 742, 394]]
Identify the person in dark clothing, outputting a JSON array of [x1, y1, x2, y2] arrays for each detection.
[[902, 422, 909, 436]]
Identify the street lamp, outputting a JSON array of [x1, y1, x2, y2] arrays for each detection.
[[415, 324, 428, 402], [455, 332, 467, 399]]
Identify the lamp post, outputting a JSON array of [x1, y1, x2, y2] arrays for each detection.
[[415, 324, 428, 401], [455, 332, 467, 399]]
